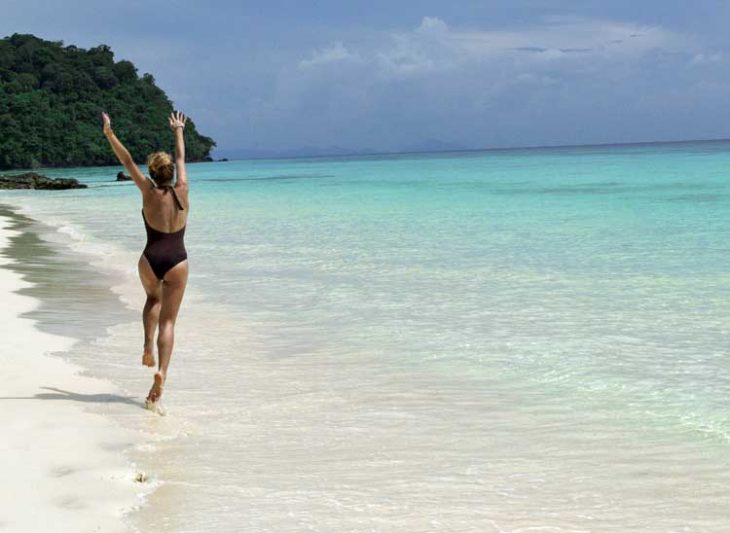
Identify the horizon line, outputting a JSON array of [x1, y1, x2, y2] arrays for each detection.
[[215, 136, 730, 163]]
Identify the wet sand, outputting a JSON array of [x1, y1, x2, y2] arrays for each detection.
[[0, 209, 145, 533]]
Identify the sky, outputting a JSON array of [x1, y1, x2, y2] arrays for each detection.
[[3, 0, 730, 156]]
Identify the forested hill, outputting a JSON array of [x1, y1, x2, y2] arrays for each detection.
[[0, 34, 216, 170]]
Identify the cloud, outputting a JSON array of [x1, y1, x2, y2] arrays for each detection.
[[690, 52, 723, 65], [298, 41, 356, 69], [289, 16, 689, 81], [417, 16, 448, 34], [514, 46, 549, 53], [247, 16, 704, 150]]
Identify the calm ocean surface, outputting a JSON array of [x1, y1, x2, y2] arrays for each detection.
[[4, 142, 730, 531]]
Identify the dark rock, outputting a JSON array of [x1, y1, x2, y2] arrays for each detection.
[[116, 171, 132, 181], [0, 172, 87, 190], [218, 158, 229, 162]]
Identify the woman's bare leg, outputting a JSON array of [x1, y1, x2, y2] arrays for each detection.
[[138, 255, 162, 367], [147, 260, 188, 402]]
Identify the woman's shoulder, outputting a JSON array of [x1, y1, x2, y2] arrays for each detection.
[[139, 177, 156, 194], [142, 186, 165, 207]]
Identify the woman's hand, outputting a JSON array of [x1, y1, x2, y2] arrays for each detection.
[[170, 111, 188, 188], [101, 111, 148, 191], [101, 112, 112, 135], [169, 111, 187, 131]]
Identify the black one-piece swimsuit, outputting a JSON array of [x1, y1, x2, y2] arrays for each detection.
[[142, 187, 187, 280]]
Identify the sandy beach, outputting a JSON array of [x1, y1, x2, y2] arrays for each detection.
[[0, 210, 145, 533]]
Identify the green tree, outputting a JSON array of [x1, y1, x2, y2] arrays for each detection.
[[0, 33, 216, 170]]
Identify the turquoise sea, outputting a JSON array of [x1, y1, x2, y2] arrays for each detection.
[[4, 142, 730, 531]]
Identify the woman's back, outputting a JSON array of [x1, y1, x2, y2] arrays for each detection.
[[142, 185, 189, 233]]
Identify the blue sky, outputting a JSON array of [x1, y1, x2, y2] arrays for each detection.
[[3, 1, 730, 155]]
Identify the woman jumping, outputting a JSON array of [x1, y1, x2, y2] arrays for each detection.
[[102, 111, 189, 408]]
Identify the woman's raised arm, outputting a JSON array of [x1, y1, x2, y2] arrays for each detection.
[[169, 111, 188, 189], [102, 112, 148, 191]]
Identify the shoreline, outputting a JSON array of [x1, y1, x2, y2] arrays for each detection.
[[0, 208, 148, 532]]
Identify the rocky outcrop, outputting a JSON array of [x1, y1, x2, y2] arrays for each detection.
[[0, 172, 87, 190], [116, 172, 132, 181]]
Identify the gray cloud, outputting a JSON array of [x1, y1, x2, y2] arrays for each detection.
[[239, 16, 715, 151]]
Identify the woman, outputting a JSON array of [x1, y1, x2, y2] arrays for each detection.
[[102, 110, 189, 407]]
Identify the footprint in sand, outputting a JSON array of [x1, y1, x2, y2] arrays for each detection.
[[54, 495, 86, 510], [50, 465, 77, 478]]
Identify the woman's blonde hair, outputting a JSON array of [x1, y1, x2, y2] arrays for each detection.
[[147, 152, 174, 185]]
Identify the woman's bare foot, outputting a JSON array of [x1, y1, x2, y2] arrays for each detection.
[[142, 347, 155, 367], [146, 372, 165, 403]]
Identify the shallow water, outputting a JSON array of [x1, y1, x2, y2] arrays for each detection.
[[4, 142, 730, 531]]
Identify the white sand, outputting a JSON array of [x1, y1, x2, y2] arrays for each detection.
[[0, 214, 145, 533]]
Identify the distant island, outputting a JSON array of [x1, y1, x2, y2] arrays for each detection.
[[218, 139, 471, 161], [0, 34, 216, 170]]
